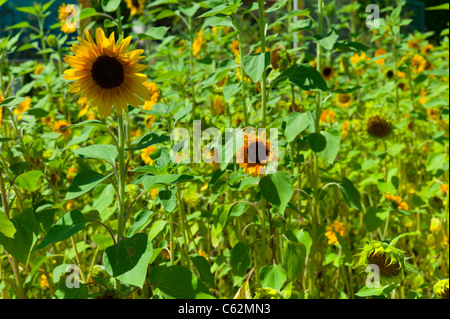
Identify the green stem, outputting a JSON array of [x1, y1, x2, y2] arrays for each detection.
[[233, 13, 249, 126], [117, 113, 126, 242], [257, 0, 268, 128]]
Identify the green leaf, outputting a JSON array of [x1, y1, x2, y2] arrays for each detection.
[[138, 26, 170, 40], [59, 119, 106, 130], [242, 52, 270, 83], [334, 40, 369, 53], [148, 220, 167, 241], [127, 210, 156, 237], [34, 210, 90, 251], [284, 112, 310, 142], [141, 174, 195, 192], [0, 214, 16, 238], [14, 170, 44, 192], [126, 133, 170, 151], [200, 59, 239, 88], [231, 242, 252, 277], [274, 64, 329, 92], [308, 132, 327, 153], [314, 29, 340, 51], [426, 3, 449, 10], [73, 144, 118, 167], [102, 0, 121, 12], [103, 233, 153, 288], [259, 171, 294, 216], [201, 15, 233, 29], [317, 128, 341, 164], [0, 208, 40, 263], [355, 285, 385, 297], [79, 7, 99, 20], [53, 281, 89, 299], [192, 256, 216, 289], [282, 241, 306, 281], [149, 265, 215, 299], [198, 3, 238, 18], [0, 96, 28, 107], [65, 170, 112, 200], [259, 264, 287, 291], [265, 0, 288, 13], [339, 178, 362, 210], [364, 207, 387, 232], [6, 21, 30, 31], [159, 187, 177, 213]]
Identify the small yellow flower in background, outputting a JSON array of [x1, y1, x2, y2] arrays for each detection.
[[320, 109, 336, 124], [421, 43, 434, 55], [397, 70, 406, 79], [67, 165, 77, 181], [321, 66, 335, 81], [410, 54, 427, 73], [125, 0, 145, 16], [374, 48, 387, 65], [441, 184, 449, 196], [383, 193, 409, 210], [407, 39, 420, 50], [192, 30, 204, 59], [325, 220, 346, 245], [198, 249, 209, 260], [130, 128, 143, 142], [213, 96, 225, 115], [427, 108, 440, 121], [14, 97, 31, 120], [341, 121, 349, 140], [34, 64, 44, 75], [66, 200, 74, 211], [58, 3, 77, 34], [231, 40, 240, 57], [144, 115, 155, 129], [78, 102, 96, 120], [141, 146, 157, 165], [53, 119, 72, 138], [419, 87, 428, 105], [150, 188, 159, 200], [40, 273, 52, 290], [143, 81, 160, 111], [350, 52, 369, 65]]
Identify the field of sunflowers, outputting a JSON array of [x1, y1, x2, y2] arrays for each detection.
[[0, 0, 449, 302]]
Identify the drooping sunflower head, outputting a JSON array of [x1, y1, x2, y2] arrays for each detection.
[[236, 130, 278, 178], [355, 240, 406, 285], [125, 0, 145, 16], [363, 108, 393, 140], [63, 28, 149, 117], [433, 278, 449, 299]]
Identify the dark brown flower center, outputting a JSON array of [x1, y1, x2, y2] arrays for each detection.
[[339, 94, 351, 104], [386, 70, 394, 79], [247, 141, 269, 164], [322, 66, 333, 78], [132, 0, 140, 8], [367, 116, 392, 138], [367, 252, 401, 277], [91, 55, 124, 89]]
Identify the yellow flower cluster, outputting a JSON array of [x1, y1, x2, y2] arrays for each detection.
[[325, 220, 346, 245], [141, 146, 157, 166], [320, 109, 336, 124], [192, 30, 204, 59], [383, 193, 409, 210], [58, 3, 77, 34], [143, 82, 160, 111], [14, 97, 31, 121]]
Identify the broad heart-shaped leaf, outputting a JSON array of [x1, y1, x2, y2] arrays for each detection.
[[259, 171, 294, 215], [282, 241, 306, 281], [242, 52, 270, 83], [317, 128, 341, 164], [149, 265, 215, 299], [0, 208, 40, 263], [274, 64, 329, 92], [103, 233, 153, 288], [231, 242, 252, 277], [14, 170, 44, 192], [65, 170, 112, 200], [284, 112, 310, 142], [73, 144, 118, 167], [34, 210, 90, 251], [339, 177, 362, 210], [259, 264, 287, 291], [159, 187, 177, 213]]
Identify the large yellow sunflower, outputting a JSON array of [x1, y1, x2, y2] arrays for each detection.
[[63, 28, 149, 117]]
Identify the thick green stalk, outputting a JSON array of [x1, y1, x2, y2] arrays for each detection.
[[117, 114, 126, 242]]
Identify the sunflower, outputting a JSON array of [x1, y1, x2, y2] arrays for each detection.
[[337, 93, 352, 108], [213, 96, 225, 115], [385, 68, 395, 80], [125, 0, 145, 16], [325, 220, 346, 246], [53, 119, 72, 138], [58, 3, 77, 34], [192, 30, 204, 59], [410, 54, 427, 73], [364, 111, 393, 139], [14, 97, 31, 120], [236, 130, 278, 177], [231, 40, 240, 57], [433, 279, 449, 299], [142, 81, 159, 111], [355, 240, 406, 285], [421, 43, 434, 55], [321, 65, 335, 81], [374, 48, 387, 65], [34, 64, 44, 75], [407, 39, 420, 50], [320, 109, 336, 124], [63, 28, 149, 117]]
